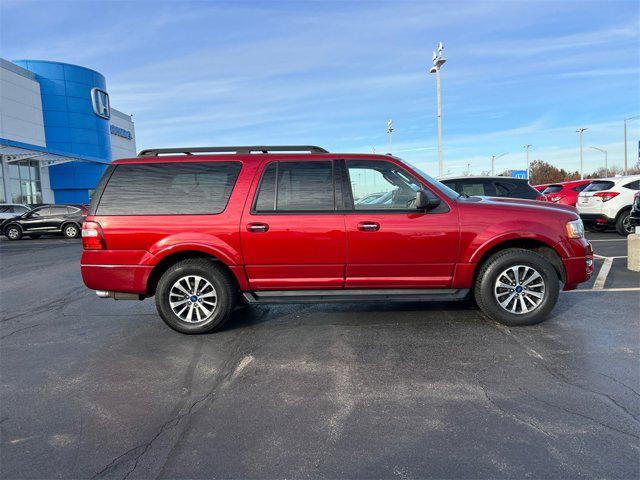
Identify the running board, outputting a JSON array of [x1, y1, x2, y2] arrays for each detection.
[[242, 289, 469, 304]]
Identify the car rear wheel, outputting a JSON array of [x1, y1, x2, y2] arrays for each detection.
[[5, 225, 22, 241], [616, 210, 633, 236], [474, 248, 559, 326], [62, 223, 80, 239], [155, 259, 237, 334]]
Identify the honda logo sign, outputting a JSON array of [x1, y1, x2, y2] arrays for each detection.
[[90, 87, 110, 120]]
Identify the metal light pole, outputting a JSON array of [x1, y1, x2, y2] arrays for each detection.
[[430, 42, 446, 176], [387, 119, 394, 154], [491, 152, 507, 176], [576, 128, 587, 179], [589, 146, 608, 172], [624, 115, 640, 175], [524, 144, 532, 179]]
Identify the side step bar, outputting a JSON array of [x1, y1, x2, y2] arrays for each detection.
[[242, 289, 469, 304]]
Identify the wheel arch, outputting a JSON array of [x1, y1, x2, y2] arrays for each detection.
[[3, 222, 22, 235], [146, 250, 242, 296], [472, 238, 566, 286]]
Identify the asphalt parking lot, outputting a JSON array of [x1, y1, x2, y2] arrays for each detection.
[[1, 232, 639, 479]]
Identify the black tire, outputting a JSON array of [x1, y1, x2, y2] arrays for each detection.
[[155, 259, 237, 334], [474, 248, 559, 326], [615, 210, 632, 236], [62, 223, 80, 239], [5, 225, 22, 241]]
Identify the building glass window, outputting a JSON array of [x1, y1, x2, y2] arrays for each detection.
[[0, 161, 5, 203], [9, 160, 42, 205]]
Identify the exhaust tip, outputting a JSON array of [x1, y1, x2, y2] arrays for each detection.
[[96, 290, 111, 298]]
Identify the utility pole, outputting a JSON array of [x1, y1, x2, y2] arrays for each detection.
[[387, 119, 394, 154], [576, 128, 587, 179], [624, 115, 640, 175], [430, 42, 446, 176], [491, 152, 507, 176], [524, 144, 532, 179], [590, 146, 608, 172], [466, 162, 471, 176]]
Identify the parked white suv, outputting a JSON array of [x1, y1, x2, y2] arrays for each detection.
[[577, 175, 640, 235]]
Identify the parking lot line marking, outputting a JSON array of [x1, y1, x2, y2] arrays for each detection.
[[563, 287, 640, 293], [593, 257, 613, 290], [589, 239, 627, 242], [594, 254, 628, 260]]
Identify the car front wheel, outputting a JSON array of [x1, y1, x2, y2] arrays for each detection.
[[5, 225, 22, 241], [474, 248, 559, 326], [155, 259, 237, 334]]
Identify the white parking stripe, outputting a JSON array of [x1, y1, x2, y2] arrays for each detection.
[[593, 257, 614, 290], [563, 287, 640, 293], [589, 239, 627, 242]]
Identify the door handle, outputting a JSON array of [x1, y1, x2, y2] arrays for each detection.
[[247, 222, 269, 233], [357, 221, 380, 232]]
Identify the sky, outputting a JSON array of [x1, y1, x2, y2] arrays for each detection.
[[1, 0, 639, 177]]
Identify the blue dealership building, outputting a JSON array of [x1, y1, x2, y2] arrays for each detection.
[[0, 59, 136, 205]]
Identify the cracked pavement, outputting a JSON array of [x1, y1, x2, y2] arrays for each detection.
[[1, 234, 639, 479]]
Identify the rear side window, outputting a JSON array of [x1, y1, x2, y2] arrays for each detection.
[[583, 180, 615, 192], [254, 161, 334, 212], [623, 180, 640, 190], [573, 183, 589, 193], [96, 162, 241, 215], [543, 185, 563, 194], [50, 206, 68, 215], [458, 181, 494, 196]]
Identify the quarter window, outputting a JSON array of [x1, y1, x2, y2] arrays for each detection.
[[623, 180, 640, 190], [96, 162, 241, 215], [347, 160, 420, 210], [254, 161, 335, 212]]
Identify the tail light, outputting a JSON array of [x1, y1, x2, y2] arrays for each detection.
[[82, 221, 104, 250], [549, 195, 564, 203], [594, 191, 619, 202]]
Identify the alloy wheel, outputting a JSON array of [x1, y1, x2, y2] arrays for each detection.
[[7, 228, 19, 240], [494, 265, 546, 315], [168, 275, 218, 323]]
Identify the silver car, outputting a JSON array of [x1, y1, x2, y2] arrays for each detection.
[[0, 204, 30, 220]]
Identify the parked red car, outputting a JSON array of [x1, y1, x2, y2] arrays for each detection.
[[533, 184, 549, 192], [542, 180, 592, 206], [81, 146, 593, 333]]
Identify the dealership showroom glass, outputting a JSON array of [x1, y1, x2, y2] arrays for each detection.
[[0, 58, 136, 205]]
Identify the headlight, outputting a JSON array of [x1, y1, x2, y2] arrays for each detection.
[[566, 219, 585, 238]]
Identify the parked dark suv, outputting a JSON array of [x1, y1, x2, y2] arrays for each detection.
[[1, 204, 87, 240], [81, 146, 593, 334], [440, 176, 545, 201]]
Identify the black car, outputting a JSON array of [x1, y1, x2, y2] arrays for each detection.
[[1, 204, 87, 240], [440, 176, 544, 201], [630, 191, 640, 230]]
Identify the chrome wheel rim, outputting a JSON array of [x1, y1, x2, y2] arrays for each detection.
[[494, 265, 545, 315], [7, 228, 19, 239], [169, 275, 217, 324], [65, 226, 77, 237], [623, 215, 632, 234]]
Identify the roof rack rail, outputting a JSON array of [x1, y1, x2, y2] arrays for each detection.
[[138, 145, 329, 156]]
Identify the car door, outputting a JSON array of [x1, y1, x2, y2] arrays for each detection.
[[240, 159, 347, 290], [47, 206, 69, 230], [20, 206, 49, 232], [343, 159, 459, 288]]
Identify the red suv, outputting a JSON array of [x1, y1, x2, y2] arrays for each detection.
[[81, 146, 593, 333], [542, 180, 592, 206]]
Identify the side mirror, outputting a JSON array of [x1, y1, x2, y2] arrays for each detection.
[[416, 189, 442, 211]]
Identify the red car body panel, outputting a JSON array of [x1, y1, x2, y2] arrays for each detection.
[[543, 180, 592, 206], [81, 153, 593, 296]]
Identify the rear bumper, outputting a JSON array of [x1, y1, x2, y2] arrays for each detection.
[[81, 264, 153, 294], [579, 213, 614, 226]]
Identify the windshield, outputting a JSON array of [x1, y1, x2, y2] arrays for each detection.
[[396, 158, 461, 200]]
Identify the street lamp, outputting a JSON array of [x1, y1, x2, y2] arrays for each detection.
[[589, 146, 608, 172], [387, 119, 394, 154], [429, 42, 446, 176], [524, 144, 532, 179], [624, 115, 640, 175], [491, 152, 507, 176], [576, 128, 587, 179]]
